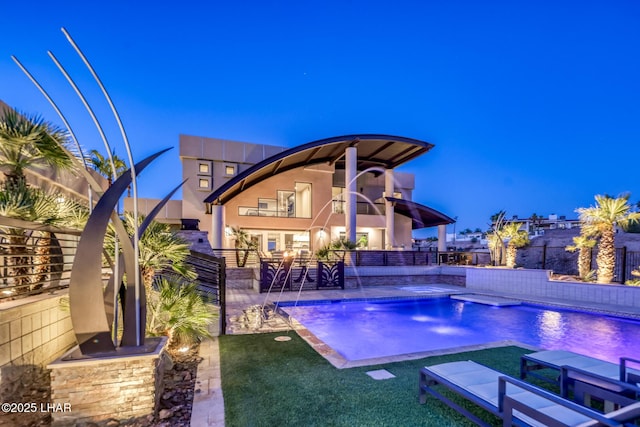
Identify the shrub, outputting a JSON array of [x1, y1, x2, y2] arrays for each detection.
[[147, 276, 216, 346]]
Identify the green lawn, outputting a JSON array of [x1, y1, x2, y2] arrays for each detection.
[[219, 332, 539, 426]]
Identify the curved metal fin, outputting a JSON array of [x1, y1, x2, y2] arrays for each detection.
[[70, 148, 170, 354]]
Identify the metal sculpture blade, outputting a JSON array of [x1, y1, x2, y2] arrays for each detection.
[[69, 148, 170, 354]]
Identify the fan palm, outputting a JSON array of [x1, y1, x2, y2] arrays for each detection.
[[88, 149, 127, 186], [487, 211, 507, 265], [501, 222, 529, 268], [0, 181, 88, 292], [230, 226, 256, 267], [105, 212, 196, 289], [566, 233, 597, 280], [0, 180, 38, 292], [146, 276, 215, 346], [0, 108, 77, 294], [0, 108, 75, 187], [31, 195, 89, 289], [576, 194, 640, 283]]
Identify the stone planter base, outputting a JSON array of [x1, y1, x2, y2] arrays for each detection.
[[47, 337, 168, 426]]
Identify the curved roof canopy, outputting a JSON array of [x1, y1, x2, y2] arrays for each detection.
[[385, 197, 456, 229], [204, 134, 434, 205]]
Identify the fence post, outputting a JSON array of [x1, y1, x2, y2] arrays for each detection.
[[542, 244, 547, 270], [621, 246, 627, 283], [219, 258, 226, 335]]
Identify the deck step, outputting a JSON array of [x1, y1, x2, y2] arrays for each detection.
[[451, 294, 521, 306]]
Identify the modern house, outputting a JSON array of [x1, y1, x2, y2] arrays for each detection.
[[507, 214, 580, 236], [131, 133, 455, 254]]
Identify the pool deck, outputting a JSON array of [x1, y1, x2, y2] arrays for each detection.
[[190, 282, 640, 426]]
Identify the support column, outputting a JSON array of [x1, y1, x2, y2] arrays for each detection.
[[438, 224, 447, 252], [345, 146, 357, 243], [384, 168, 395, 249], [210, 204, 225, 250]]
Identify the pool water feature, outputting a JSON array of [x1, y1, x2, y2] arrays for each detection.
[[279, 297, 640, 363]]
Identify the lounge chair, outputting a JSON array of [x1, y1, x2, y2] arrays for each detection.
[[521, 350, 640, 386], [419, 360, 640, 427], [558, 364, 640, 412]]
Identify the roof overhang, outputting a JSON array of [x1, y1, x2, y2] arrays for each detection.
[[385, 197, 455, 229], [204, 134, 434, 205]]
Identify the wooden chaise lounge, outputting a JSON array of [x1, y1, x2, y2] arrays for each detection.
[[419, 360, 640, 427]]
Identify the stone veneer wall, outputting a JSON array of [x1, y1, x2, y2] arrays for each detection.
[[345, 266, 467, 288], [228, 267, 258, 290], [0, 291, 75, 401], [175, 230, 214, 255], [48, 338, 167, 426], [466, 267, 640, 309]]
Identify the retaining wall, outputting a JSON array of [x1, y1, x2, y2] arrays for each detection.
[[0, 291, 76, 401], [345, 266, 467, 288], [466, 267, 640, 309]]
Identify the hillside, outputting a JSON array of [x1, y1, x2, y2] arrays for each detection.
[[517, 228, 640, 276]]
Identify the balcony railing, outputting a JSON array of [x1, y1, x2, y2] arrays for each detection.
[[332, 201, 385, 215]]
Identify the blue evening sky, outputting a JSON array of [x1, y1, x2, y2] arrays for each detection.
[[1, 1, 639, 237]]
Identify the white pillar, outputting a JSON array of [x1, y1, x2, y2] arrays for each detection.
[[210, 204, 225, 250], [345, 146, 357, 243], [385, 168, 395, 249], [438, 224, 447, 252]]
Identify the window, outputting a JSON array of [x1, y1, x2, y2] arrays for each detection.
[[198, 178, 210, 190], [225, 165, 236, 176], [332, 187, 345, 214], [277, 191, 295, 217], [199, 163, 209, 173], [258, 198, 277, 216], [238, 183, 311, 218], [295, 182, 312, 218]]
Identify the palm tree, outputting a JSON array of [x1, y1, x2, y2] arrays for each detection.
[[0, 180, 38, 292], [485, 232, 503, 266], [566, 233, 597, 280], [501, 222, 529, 268], [0, 181, 88, 292], [230, 226, 256, 267], [105, 212, 196, 290], [487, 211, 507, 265], [0, 108, 74, 187], [88, 149, 127, 186], [0, 108, 76, 294], [104, 215, 209, 349], [31, 194, 89, 289], [146, 276, 215, 347], [576, 194, 640, 284]]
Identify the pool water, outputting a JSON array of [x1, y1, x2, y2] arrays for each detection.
[[280, 298, 640, 362]]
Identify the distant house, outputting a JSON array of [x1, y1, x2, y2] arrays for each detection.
[[129, 134, 455, 253], [506, 214, 580, 236]]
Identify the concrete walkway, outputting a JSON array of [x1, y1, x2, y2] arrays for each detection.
[[190, 336, 224, 426]]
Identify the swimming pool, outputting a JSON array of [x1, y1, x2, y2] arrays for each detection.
[[279, 297, 640, 362]]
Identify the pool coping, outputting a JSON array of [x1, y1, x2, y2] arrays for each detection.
[[295, 326, 541, 369]]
